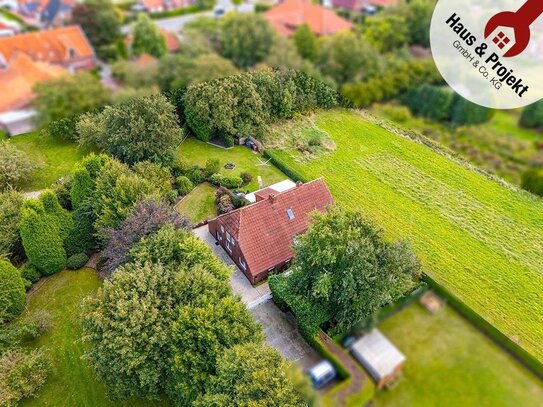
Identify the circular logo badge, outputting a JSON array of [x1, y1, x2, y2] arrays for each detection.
[[430, 0, 543, 109]]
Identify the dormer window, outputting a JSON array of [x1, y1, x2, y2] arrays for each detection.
[[68, 48, 76, 59]]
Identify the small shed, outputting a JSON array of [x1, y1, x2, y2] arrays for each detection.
[[351, 329, 406, 389]]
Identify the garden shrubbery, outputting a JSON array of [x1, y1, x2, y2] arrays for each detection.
[[0, 190, 24, 262], [521, 167, 543, 197], [0, 260, 26, 323], [66, 253, 89, 270], [209, 173, 244, 189], [520, 100, 543, 129], [176, 176, 194, 196], [20, 263, 41, 283]]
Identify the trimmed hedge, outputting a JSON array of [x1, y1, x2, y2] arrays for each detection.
[[263, 151, 308, 183], [176, 176, 194, 196], [422, 274, 543, 379], [0, 260, 26, 323], [66, 253, 89, 270], [20, 263, 41, 283], [209, 174, 244, 189], [64, 200, 96, 257]]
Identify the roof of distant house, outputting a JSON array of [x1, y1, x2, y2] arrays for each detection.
[[133, 52, 158, 67], [265, 0, 353, 37], [0, 25, 95, 65], [213, 178, 334, 276], [124, 28, 180, 53], [0, 52, 67, 112]]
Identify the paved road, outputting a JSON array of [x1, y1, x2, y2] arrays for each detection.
[[122, 0, 254, 34]]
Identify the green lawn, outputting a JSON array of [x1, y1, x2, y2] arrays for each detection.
[[376, 304, 543, 407], [3, 132, 90, 191], [177, 138, 287, 191], [176, 182, 218, 224], [18, 269, 169, 407], [371, 105, 541, 185], [269, 109, 543, 362]]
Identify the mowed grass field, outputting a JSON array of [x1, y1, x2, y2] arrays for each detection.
[[19, 269, 169, 407], [269, 110, 543, 362], [376, 304, 543, 406]]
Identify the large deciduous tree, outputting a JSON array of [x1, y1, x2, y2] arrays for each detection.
[[131, 13, 167, 58], [77, 94, 181, 166], [71, 0, 121, 49], [293, 23, 319, 61]]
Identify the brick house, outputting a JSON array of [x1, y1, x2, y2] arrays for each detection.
[[208, 179, 334, 285]]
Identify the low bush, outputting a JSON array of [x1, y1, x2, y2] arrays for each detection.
[[520, 100, 543, 129], [176, 176, 194, 196], [209, 173, 243, 189], [217, 194, 234, 214], [0, 348, 50, 406], [403, 84, 454, 121], [0, 260, 26, 323], [52, 175, 73, 210], [0, 142, 39, 191], [66, 253, 89, 270], [240, 171, 253, 186], [204, 159, 221, 178], [186, 166, 206, 185], [521, 167, 543, 197], [20, 263, 41, 283], [380, 104, 412, 123], [450, 95, 494, 125]]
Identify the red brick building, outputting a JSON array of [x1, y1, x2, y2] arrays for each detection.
[[208, 179, 334, 285]]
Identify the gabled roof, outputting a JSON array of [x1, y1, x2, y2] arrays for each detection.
[[0, 25, 94, 65], [214, 178, 334, 276], [0, 52, 67, 112], [265, 0, 353, 37]]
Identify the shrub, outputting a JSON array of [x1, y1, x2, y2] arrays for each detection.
[[0, 349, 50, 406], [52, 175, 73, 210], [40, 190, 74, 243], [521, 167, 543, 197], [204, 159, 221, 178], [172, 156, 191, 177], [381, 105, 412, 123], [176, 176, 194, 196], [66, 253, 89, 270], [520, 100, 543, 129], [240, 171, 253, 186], [20, 263, 40, 283], [0, 260, 26, 323], [0, 142, 39, 191], [231, 193, 249, 209], [217, 194, 234, 214], [0, 190, 24, 261], [64, 200, 97, 257], [450, 95, 494, 125], [209, 173, 243, 189], [402, 84, 454, 121]]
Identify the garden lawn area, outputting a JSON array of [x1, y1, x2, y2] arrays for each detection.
[[268, 109, 543, 363], [375, 304, 543, 407], [3, 132, 91, 191], [177, 138, 287, 191], [18, 268, 169, 407], [176, 182, 218, 224]]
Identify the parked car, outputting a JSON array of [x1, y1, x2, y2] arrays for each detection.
[[307, 360, 337, 389], [213, 7, 225, 17], [362, 5, 378, 15]]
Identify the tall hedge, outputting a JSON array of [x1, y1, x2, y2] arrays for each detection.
[[40, 190, 74, 242], [0, 259, 26, 323], [403, 84, 454, 121], [64, 200, 97, 257], [19, 201, 66, 276], [450, 95, 494, 125]]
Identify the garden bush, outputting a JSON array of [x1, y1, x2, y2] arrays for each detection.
[[521, 167, 543, 197], [20, 263, 40, 283], [186, 165, 206, 185], [519, 100, 543, 129], [204, 159, 220, 178], [240, 171, 253, 186], [0, 260, 26, 323], [176, 176, 194, 196], [209, 173, 243, 189], [66, 253, 89, 270], [0, 142, 39, 191], [217, 194, 234, 214], [0, 190, 24, 261], [450, 95, 494, 125], [402, 84, 454, 121], [64, 200, 96, 257], [52, 175, 73, 210], [40, 190, 74, 242]]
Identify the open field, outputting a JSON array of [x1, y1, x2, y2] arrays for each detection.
[[376, 303, 543, 406], [3, 132, 90, 191], [176, 182, 218, 224], [177, 138, 287, 191], [371, 105, 542, 185], [18, 269, 169, 407], [268, 109, 543, 362]]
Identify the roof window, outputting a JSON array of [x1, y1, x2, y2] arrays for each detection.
[[287, 208, 295, 220]]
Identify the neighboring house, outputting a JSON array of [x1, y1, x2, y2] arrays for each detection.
[[139, 0, 193, 13], [350, 329, 406, 389], [208, 178, 334, 285], [0, 25, 96, 71], [265, 0, 353, 37], [0, 52, 66, 135], [0, 19, 20, 37], [18, 0, 75, 27]]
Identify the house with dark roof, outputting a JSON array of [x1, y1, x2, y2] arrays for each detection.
[[18, 0, 75, 27], [265, 0, 353, 37], [208, 178, 334, 284]]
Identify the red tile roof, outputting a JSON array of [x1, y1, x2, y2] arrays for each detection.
[[213, 178, 334, 277], [265, 0, 353, 37], [0, 25, 95, 66]]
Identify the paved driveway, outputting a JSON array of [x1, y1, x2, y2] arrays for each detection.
[[193, 225, 320, 367]]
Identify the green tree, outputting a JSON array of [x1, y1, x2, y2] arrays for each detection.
[[195, 343, 317, 407], [132, 13, 167, 58], [283, 209, 421, 335], [293, 23, 318, 61], [403, 84, 454, 121], [219, 13, 275, 68], [168, 296, 263, 405], [363, 14, 409, 53], [33, 73, 111, 130], [77, 94, 181, 166], [39, 190, 74, 243], [0, 191, 24, 261], [64, 200, 96, 256], [406, 0, 435, 47], [19, 200, 67, 276], [521, 167, 543, 197], [0, 142, 39, 191], [70, 153, 109, 209], [520, 100, 543, 129], [72, 0, 121, 49], [0, 260, 26, 323]]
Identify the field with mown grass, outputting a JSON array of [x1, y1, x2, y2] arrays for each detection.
[[3, 132, 91, 192], [268, 109, 543, 363], [376, 303, 543, 406], [175, 182, 218, 224], [18, 269, 169, 407]]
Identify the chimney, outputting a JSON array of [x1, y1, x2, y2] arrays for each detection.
[[269, 194, 276, 203], [296, 181, 302, 187]]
